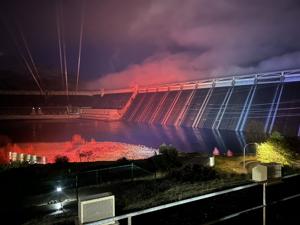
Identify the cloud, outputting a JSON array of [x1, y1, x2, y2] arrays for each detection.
[[86, 0, 300, 89], [87, 51, 300, 90], [86, 53, 199, 89], [240, 51, 300, 73], [2, 0, 300, 90]]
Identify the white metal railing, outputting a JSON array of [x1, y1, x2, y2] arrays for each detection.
[[86, 183, 259, 225], [86, 173, 300, 225], [134, 68, 300, 91]]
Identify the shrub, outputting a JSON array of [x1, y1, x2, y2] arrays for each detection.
[[55, 155, 69, 164], [152, 144, 181, 171], [117, 157, 129, 163], [159, 144, 178, 160], [169, 164, 218, 182], [256, 132, 294, 166], [151, 154, 181, 171]]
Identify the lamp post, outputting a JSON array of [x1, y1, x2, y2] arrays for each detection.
[[56, 186, 63, 211], [243, 142, 258, 169]]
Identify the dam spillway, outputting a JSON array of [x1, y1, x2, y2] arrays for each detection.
[[123, 69, 300, 137]]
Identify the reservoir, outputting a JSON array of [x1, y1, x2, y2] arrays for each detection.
[[0, 119, 264, 162]]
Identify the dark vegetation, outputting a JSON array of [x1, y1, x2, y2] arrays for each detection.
[[0, 144, 221, 224], [55, 155, 70, 164], [1, 139, 299, 225], [169, 164, 218, 182]]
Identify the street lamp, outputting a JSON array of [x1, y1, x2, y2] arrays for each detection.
[[56, 186, 64, 211], [56, 186, 62, 192], [243, 142, 258, 169]]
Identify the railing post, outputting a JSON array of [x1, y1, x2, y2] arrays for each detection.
[[263, 182, 267, 225], [128, 216, 132, 225]]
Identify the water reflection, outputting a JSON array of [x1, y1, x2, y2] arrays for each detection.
[[0, 120, 267, 155]]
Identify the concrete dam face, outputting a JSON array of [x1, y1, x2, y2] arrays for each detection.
[[123, 71, 300, 137]]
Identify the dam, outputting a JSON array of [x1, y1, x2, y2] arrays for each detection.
[[0, 69, 300, 137]]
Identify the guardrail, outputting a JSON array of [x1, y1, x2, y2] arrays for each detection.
[[86, 173, 300, 225]]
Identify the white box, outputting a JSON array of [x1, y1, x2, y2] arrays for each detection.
[[78, 193, 116, 225], [252, 164, 267, 182]]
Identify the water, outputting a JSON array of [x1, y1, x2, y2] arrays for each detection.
[[0, 119, 266, 154]]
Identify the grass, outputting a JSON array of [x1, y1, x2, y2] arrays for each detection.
[[214, 155, 257, 174], [122, 177, 249, 211]]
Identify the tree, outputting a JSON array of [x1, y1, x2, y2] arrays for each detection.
[[256, 132, 294, 166]]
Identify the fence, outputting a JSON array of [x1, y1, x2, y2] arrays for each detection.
[[35, 163, 153, 197], [86, 173, 300, 225], [75, 163, 153, 187], [49, 163, 152, 190]]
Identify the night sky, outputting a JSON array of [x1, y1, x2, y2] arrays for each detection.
[[1, 0, 300, 90]]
